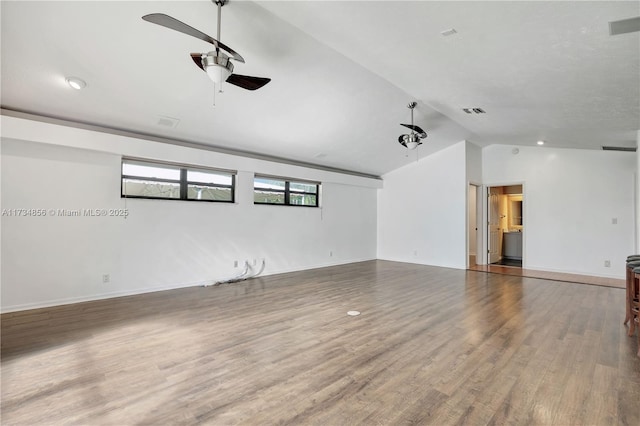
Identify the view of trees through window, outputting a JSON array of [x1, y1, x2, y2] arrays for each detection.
[[121, 160, 320, 207], [254, 176, 319, 207], [121, 159, 235, 202]]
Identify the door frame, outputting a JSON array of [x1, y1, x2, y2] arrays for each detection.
[[467, 182, 483, 268], [482, 182, 526, 267]]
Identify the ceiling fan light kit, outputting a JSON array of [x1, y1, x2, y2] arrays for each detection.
[[398, 102, 427, 150], [142, 0, 270, 98], [202, 52, 233, 88], [403, 139, 421, 150]]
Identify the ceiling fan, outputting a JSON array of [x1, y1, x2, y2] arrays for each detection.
[[142, 0, 270, 93], [398, 102, 427, 150]]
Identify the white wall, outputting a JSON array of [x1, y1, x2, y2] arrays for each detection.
[[465, 141, 483, 184], [483, 144, 636, 278], [3, 113, 635, 311], [377, 141, 468, 269], [465, 142, 483, 265], [1, 117, 379, 312]]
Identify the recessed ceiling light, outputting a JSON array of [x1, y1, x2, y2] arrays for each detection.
[[441, 28, 457, 37], [65, 77, 86, 90], [537, 140, 545, 146]]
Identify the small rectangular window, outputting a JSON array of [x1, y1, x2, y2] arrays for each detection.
[[122, 159, 235, 203], [254, 175, 319, 207]]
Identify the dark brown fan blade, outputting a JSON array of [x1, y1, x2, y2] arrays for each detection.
[[398, 135, 408, 147], [190, 53, 205, 71], [142, 13, 245, 63], [400, 123, 426, 135], [226, 74, 271, 91]]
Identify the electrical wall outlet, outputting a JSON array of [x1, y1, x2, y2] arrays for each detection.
[[233, 260, 238, 268], [604, 260, 611, 268], [102, 274, 110, 283]]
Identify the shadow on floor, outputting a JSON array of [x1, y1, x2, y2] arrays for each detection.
[[491, 258, 522, 267]]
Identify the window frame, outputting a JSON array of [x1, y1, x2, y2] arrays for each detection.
[[253, 175, 320, 207], [121, 158, 236, 203]]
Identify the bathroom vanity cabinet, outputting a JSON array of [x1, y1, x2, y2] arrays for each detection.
[[503, 232, 522, 260]]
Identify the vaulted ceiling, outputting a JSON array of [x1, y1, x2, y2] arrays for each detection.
[[2, 1, 638, 177]]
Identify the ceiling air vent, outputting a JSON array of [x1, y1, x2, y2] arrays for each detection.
[[463, 108, 486, 114], [602, 146, 637, 152], [157, 116, 180, 128]]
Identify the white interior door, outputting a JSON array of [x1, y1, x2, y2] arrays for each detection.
[[488, 188, 503, 264]]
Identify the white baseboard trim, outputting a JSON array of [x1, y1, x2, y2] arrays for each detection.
[[0, 257, 376, 313], [0, 280, 199, 314], [376, 256, 467, 270], [522, 264, 624, 280]]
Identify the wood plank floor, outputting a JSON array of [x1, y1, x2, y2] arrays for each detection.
[[2, 260, 639, 425]]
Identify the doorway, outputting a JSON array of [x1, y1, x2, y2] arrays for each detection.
[[488, 185, 523, 267]]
